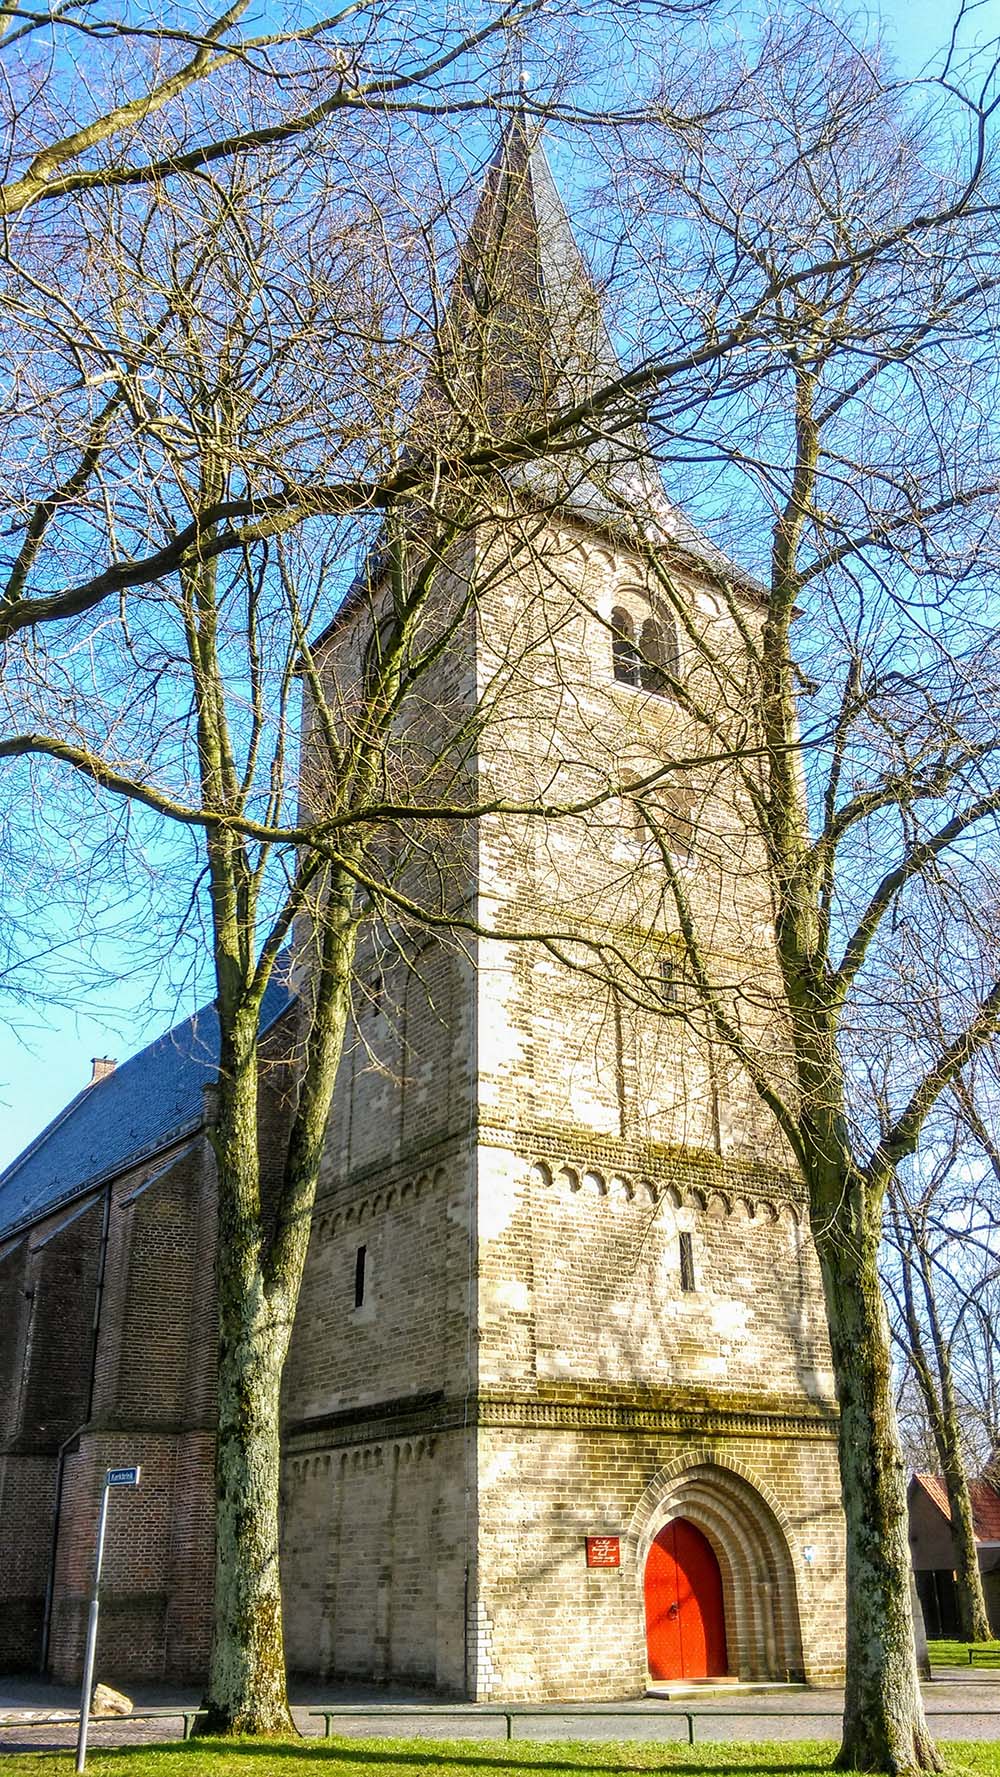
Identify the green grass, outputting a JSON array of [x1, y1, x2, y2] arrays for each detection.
[[1, 1738, 999, 1777], [928, 1640, 1000, 1667]]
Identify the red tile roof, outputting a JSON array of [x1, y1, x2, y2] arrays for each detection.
[[914, 1473, 1000, 1542]]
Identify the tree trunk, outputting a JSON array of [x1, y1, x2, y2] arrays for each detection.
[[196, 890, 357, 1735], [920, 1252, 993, 1643], [198, 1026, 296, 1736], [814, 1188, 943, 1774], [201, 1281, 294, 1734]]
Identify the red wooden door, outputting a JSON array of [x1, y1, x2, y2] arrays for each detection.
[[644, 1517, 727, 1680]]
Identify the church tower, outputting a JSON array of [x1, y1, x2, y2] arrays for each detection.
[[278, 117, 846, 1699]]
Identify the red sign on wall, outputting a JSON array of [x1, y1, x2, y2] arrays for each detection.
[[585, 1535, 621, 1568]]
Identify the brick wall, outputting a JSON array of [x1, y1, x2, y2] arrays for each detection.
[[282, 1430, 470, 1691], [474, 1423, 844, 1698], [0, 1195, 104, 1668], [476, 1146, 833, 1401], [0, 1134, 218, 1684], [0, 1451, 59, 1668]]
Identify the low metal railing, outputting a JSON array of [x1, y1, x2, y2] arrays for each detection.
[[6, 1698, 1000, 1751], [308, 1702, 1000, 1747], [0, 1707, 206, 1741]]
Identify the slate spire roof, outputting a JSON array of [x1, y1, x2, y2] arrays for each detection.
[[315, 112, 759, 649], [427, 107, 630, 438], [413, 110, 759, 591]]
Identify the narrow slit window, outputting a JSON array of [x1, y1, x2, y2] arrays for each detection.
[[679, 1232, 695, 1292], [620, 774, 646, 845], [354, 1244, 367, 1309], [363, 614, 399, 696], [662, 784, 695, 862]]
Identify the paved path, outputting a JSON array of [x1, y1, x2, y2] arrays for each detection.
[[3, 1670, 1000, 1752]]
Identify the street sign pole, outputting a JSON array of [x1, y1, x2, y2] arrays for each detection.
[[75, 1465, 140, 1775]]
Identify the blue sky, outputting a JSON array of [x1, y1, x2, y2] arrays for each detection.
[[886, 0, 1000, 67], [1, 0, 997, 1175]]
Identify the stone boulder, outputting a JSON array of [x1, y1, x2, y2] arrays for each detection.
[[91, 1684, 133, 1717]]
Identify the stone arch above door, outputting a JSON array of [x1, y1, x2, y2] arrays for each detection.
[[627, 1451, 806, 1682]]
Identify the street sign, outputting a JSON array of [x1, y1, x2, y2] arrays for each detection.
[[76, 1463, 141, 1772]]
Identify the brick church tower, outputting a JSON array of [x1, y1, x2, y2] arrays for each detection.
[[0, 114, 846, 1697], [277, 117, 847, 1698]]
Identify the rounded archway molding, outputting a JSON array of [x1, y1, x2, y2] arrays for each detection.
[[626, 1448, 806, 1682]]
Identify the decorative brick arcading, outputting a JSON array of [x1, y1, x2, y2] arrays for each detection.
[[523, 1152, 803, 1223], [312, 1165, 448, 1242]]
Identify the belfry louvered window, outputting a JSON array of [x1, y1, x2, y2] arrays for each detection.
[[610, 602, 677, 698], [639, 617, 676, 694], [611, 607, 640, 685]]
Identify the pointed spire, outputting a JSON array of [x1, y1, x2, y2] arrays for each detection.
[[425, 111, 628, 445], [431, 120, 761, 586], [312, 116, 758, 654], [404, 116, 760, 593]]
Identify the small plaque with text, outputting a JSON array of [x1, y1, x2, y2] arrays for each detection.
[[585, 1535, 620, 1568]]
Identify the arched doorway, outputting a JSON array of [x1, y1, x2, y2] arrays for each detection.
[[631, 1458, 807, 1683], [645, 1517, 728, 1680]]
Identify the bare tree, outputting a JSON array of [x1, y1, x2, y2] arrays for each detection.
[[0, 0, 749, 1723], [0, 89, 724, 1726], [1, 0, 629, 651], [563, 14, 1000, 1771], [0, 0, 556, 222], [885, 1131, 997, 1643]]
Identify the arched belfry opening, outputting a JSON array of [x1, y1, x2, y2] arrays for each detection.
[[631, 1459, 806, 1684]]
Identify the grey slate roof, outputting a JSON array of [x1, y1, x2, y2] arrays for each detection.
[[0, 974, 294, 1240]]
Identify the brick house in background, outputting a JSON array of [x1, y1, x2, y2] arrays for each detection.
[[908, 1472, 1000, 1638], [0, 117, 847, 1698]]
